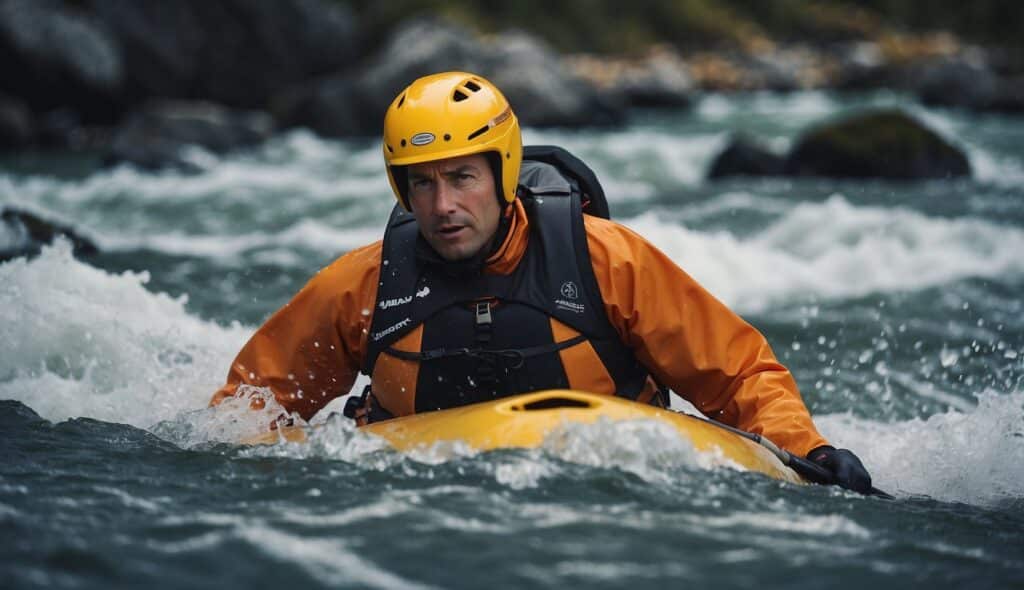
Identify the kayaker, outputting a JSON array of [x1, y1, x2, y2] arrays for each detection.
[[211, 71, 873, 493]]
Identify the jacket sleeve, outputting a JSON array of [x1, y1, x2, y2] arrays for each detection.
[[584, 216, 829, 457], [209, 242, 382, 422]]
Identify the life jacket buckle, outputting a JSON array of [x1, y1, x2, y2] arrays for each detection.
[[475, 301, 492, 325]]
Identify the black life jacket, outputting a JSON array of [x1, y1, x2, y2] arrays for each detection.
[[360, 146, 651, 422]]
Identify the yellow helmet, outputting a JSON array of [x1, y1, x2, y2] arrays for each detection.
[[383, 71, 522, 210]]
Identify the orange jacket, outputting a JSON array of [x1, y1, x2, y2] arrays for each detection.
[[211, 200, 829, 456]]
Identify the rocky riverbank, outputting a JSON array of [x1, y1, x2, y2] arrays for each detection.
[[1, 0, 1018, 175]]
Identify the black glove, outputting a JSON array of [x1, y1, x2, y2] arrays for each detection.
[[807, 446, 873, 494]]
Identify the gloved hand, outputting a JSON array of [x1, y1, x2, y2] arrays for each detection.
[[807, 446, 873, 494]]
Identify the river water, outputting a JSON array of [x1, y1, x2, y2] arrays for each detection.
[[2, 91, 1023, 589]]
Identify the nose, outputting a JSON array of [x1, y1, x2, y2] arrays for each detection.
[[432, 178, 457, 216]]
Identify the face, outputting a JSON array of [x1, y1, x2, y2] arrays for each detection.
[[406, 153, 502, 261]]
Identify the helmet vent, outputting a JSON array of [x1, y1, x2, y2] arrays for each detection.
[[464, 80, 481, 92], [453, 89, 469, 102], [467, 125, 489, 140], [397, 94, 406, 108], [386, 144, 394, 153]]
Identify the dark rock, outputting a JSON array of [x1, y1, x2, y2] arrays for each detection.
[[988, 76, 1024, 114], [784, 109, 971, 180], [105, 101, 275, 170], [86, 0, 358, 109], [915, 57, 999, 110], [347, 18, 625, 135], [0, 0, 124, 122], [708, 135, 786, 179], [0, 93, 35, 149], [486, 30, 625, 127], [356, 18, 487, 110], [0, 208, 99, 262], [271, 74, 371, 139]]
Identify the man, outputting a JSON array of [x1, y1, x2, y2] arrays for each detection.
[[211, 72, 873, 493]]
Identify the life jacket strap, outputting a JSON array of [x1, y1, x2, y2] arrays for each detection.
[[383, 334, 588, 369]]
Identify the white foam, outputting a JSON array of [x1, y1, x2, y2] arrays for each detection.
[[0, 240, 250, 427], [98, 218, 383, 262], [238, 525, 438, 590], [621, 195, 1024, 311], [697, 91, 840, 123], [524, 127, 726, 192], [816, 390, 1024, 504], [0, 130, 392, 264]]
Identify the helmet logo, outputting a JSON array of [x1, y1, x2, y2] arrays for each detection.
[[410, 132, 435, 146]]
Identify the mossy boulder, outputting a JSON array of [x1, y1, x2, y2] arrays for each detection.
[[784, 110, 970, 179]]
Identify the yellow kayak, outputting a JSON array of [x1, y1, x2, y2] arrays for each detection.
[[248, 389, 804, 483]]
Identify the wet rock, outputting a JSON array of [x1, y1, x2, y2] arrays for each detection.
[[351, 18, 624, 133], [86, 0, 358, 109], [989, 76, 1024, 114], [914, 57, 999, 110], [784, 109, 970, 180], [566, 46, 695, 109], [357, 18, 488, 109], [708, 135, 786, 179], [0, 208, 99, 262], [0, 94, 35, 150], [485, 30, 625, 127], [105, 101, 274, 170], [0, 0, 124, 122], [271, 75, 371, 139]]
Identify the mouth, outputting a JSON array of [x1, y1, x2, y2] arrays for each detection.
[[437, 225, 466, 239]]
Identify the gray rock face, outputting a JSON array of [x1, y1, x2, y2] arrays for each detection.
[[785, 109, 971, 180], [614, 52, 695, 108], [272, 75, 371, 139], [915, 57, 999, 110], [85, 0, 358, 108], [105, 101, 275, 170], [0, 0, 123, 121], [486, 30, 624, 127], [328, 18, 624, 136]]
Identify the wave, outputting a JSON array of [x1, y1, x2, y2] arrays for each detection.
[[817, 390, 1024, 505], [3, 243, 1018, 508], [0, 240, 249, 427], [622, 195, 1024, 311]]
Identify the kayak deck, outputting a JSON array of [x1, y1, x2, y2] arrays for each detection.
[[249, 389, 803, 483]]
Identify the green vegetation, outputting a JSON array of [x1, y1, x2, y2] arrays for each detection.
[[340, 0, 1022, 55]]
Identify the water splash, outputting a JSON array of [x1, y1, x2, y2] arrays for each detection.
[[622, 195, 1024, 311], [817, 390, 1024, 505], [0, 240, 249, 426]]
